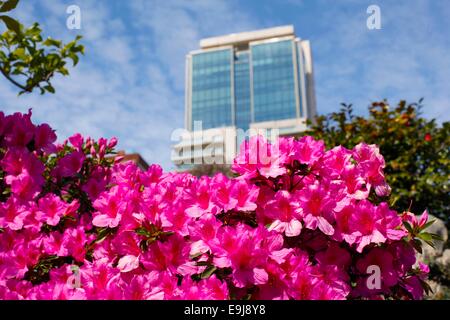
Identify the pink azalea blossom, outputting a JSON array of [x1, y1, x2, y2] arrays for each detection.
[[36, 194, 78, 226], [264, 190, 303, 237], [230, 179, 259, 212], [211, 224, 270, 288], [355, 247, 398, 295], [298, 182, 335, 236], [232, 135, 286, 179], [92, 186, 125, 228], [55, 150, 86, 178], [34, 123, 57, 154], [0, 111, 429, 300], [0, 197, 30, 230], [348, 200, 387, 252]]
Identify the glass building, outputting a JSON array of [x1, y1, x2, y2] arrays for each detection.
[[174, 25, 316, 167]]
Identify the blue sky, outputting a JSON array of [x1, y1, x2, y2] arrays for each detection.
[[1, 0, 449, 170]]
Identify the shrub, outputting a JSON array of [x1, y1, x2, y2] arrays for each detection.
[[306, 100, 450, 227], [0, 110, 436, 299]]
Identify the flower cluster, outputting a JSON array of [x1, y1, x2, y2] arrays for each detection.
[[0, 111, 432, 300]]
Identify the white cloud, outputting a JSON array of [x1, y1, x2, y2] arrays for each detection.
[[1, 0, 448, 173], [0, 0, 261, 171], [312, 0, 450, 121], [129, 0, 260, 90]]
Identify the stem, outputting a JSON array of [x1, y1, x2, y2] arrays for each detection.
[[0, 66, 32, 92]]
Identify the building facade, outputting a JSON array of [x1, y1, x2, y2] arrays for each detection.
[[172, 25, 316, 168]]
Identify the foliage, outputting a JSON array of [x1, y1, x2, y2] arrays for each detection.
[[0, 0, 84, 95], [306, 100, 450, 226], [0, 110, 439, 300]]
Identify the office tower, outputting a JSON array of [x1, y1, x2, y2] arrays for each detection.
[[172, 25, 316, 168]]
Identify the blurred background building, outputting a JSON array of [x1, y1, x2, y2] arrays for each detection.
[[172, 25, 316, 169]]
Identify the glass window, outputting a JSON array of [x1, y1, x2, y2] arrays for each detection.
[[191, 49, 232, 130], [251, 40, 297, 123], [234, 51, 251, 131]]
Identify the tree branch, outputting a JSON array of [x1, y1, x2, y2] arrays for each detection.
[[0, 66, 31, 92]]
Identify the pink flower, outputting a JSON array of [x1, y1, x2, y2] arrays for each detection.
[[298, 182, 335, 236], [68, 133, 84, 151], [355, 247, 398, 295], [402, 209, 429, 230], [232, 135, 286, 179], [92, 186, 125, 228], [42, 231, 68, 257], [353, 143, 391, 197], [315, 243, 351, 269], [141, 234, 193, 276], [333, 202, 357, 245], [387, 242, 416, 275], [36, 194, 78, 226], [185, 176, 219, 218], [211, 174, 237, 212], [264, 190, 303, 237], [0, 110, 430, 300], [348, 200, 386, 253], [55, 151, 86, 178], [1, 147, 45, 199], [3, 111, 35, 147], [63, 227, 91, 262], [291, 136, 325, 166], [339, 165, 370, 200], [376, 202, 407, 241], [188, 213, 222, 256], [288, 269, 318, 300], [230, 179, 259, 212], [121, 273, 164, 300], [82, 175, 107, 201], [117, 255, 140, 273], [161, 204, 191, 236], [0, 197, 30, 230], [177, 275, 229, 300], [402, 262, 429, 299], [108, 137, 118, 149], [322, 146, 353, 178], [34, 123, 57, 154], [211, 224, 270, 288]]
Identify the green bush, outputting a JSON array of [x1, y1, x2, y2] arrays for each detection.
[[306, 100, 449, 226]]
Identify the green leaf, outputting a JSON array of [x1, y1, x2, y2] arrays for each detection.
[[189, 251, 204, 260], [420, 279, 433, 295], [69, 53, 79, 66], [0, 15, 20, 33], [417, 232, 433, 241], [411, 239, 422, 254], [200, 266, 217, 279], [43, 85, 55, 94], [431, 233, 443, 241], [95, 227, 115, 243], [43, 37, 61, 48], [403, 221, 414, 234], [423, 240, 436, 249], [421, 220, 436, 230], [0, 0, 19, 13], [135, 227, 151, 237], [12, 47, 26, 59]]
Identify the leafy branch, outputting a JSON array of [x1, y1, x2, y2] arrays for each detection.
[[0, 0, 84, 95]]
